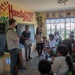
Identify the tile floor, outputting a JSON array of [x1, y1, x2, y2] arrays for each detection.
[[1, 51, 41, 75]]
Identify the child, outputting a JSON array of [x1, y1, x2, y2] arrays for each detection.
[[52, 45, 73, 75], [63, 39, 72, 55], [49, 34, 57, 56], [54, 31, 62, 46], [38, 59, 56, 75], [42, 37, 51, 59]]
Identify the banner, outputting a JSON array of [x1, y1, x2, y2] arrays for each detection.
[[0, 1, 34, 22], [0, 1, 9, 22]]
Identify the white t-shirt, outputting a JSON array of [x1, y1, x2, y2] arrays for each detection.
[[54, 35, 60, 40], [52, 56, 69, 75], [49, 39, 56, 52], [54, 35, 60, 44]]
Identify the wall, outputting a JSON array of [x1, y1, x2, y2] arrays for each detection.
[[0, 0, 38, 53], [41, 10, 75, 19]]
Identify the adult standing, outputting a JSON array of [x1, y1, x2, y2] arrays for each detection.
[[35, 27, 43, 56], [6, 19, 19, 75], [69, 31, 75, 45], [69, 31, 74, 39], [20, 25, 32, 61]]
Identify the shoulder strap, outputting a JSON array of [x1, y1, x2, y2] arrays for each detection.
[[4, 28, 14, 52], [6, 28, 14, 34]]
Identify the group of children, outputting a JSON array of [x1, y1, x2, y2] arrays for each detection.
[[42, 34, 58, 60], [38, 45, 73, 75], [38, 33, 73, 75]]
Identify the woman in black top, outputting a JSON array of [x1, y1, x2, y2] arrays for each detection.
[[20, 25, 32, 61]]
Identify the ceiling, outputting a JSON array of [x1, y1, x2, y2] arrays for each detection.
[[9, 0, 75, 12]]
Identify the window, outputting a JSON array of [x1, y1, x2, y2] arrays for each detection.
[[46, 18, 75, 39]]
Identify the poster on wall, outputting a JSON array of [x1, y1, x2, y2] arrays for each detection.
[[46, 13, 50, 18], [51, 12, 56, 18], [66, 10, 71, 17], [58, 11, 64, 18]]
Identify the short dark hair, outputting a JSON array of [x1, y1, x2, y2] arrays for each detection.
[[49, 34, 54, 39], [71, 31, 74, 34], [9, 19, 16, 26], [57, 45, 68, 56], [57, 45, 73, 70], [25, 25, 29, 28], [38, 60, 51, 74], [36, 27, 39, 35], [63, 39, 72, 55]]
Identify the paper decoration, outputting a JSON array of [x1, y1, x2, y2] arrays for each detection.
[[66, 10, 71, 17], [51, 12, 56, 18], [46, 13, 50, 18], [58, 11, 64, 18]]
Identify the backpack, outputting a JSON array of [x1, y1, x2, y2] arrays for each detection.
[[4, 28, 14, 52]]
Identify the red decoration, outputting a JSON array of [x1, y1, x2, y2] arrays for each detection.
[[0, 1, 34, 22], [1, 3, 4, 6], [8, 4, 34, 22]]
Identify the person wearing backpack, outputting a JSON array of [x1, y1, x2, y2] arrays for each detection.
[[6, 19, 20, 75]]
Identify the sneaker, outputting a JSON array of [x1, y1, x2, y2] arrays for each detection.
[[29, 57, 32, 59]]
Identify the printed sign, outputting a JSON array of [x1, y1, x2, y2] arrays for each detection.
[[6, 58, 11, 64]]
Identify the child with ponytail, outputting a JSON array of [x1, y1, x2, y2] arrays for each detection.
[[52, 45, 73, 75]]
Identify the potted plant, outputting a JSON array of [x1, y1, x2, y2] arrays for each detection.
[[36, 12, 43, 27]]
